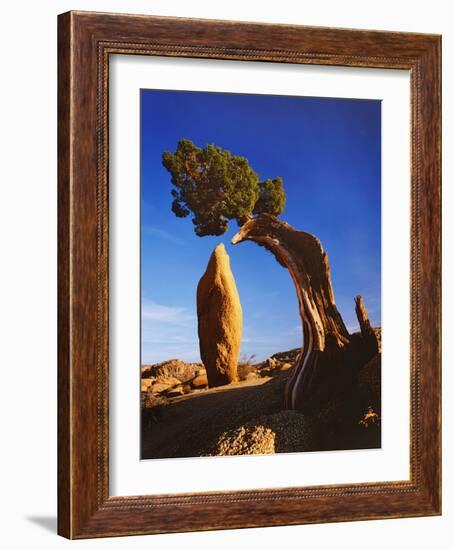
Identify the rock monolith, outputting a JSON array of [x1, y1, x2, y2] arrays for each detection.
[[197, 244, 242, 387]]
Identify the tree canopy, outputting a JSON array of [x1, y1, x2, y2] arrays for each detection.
[[162, 139, 286, 236]]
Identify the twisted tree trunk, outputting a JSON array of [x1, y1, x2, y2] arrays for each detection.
[[232, 214, 378, 413]]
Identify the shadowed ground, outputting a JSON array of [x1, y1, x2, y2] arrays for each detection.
[[141, 355, 381, 459], [142, 374, 286, 459]]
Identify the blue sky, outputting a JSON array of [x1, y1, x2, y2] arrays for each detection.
[[141, 89, 381, 364]]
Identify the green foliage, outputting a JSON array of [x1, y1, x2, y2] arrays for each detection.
[[253, 177, 286, 217], [162, 139, 286, 236]]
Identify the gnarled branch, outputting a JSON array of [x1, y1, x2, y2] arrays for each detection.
[[232, 214, 378, 412]]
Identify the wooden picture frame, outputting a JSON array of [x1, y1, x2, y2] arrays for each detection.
[[58, 10, 441, 539]]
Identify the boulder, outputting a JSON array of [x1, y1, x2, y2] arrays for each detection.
[[151, 383, 172, 394], [191, 374, 208, 388], [155, 375, 181, 387], [141, 365, 154, 379], [271, 348, 301, 364], [266, 357, 278, 368], [197, 244, 242, 387], [279, 363, 293, 372], [145, 359, 199, 383], [206, 410, 319, 456], [141, 379, 153, 392], [167, 386, 185, 398]]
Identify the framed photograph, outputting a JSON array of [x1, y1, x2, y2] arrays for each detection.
[[58, 11, 441, 538]]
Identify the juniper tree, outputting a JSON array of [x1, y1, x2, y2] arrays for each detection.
[[161, 140, 379, 416], [162, 139, 286, 236]]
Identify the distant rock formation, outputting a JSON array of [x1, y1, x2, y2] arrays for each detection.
[[197, 243, 242, 387], [141, 359, 199, 382]]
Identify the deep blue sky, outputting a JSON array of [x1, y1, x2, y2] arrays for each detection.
[[141, 89, 381, 364]]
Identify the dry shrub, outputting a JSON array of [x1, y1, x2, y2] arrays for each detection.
[[237, 353, 257, 381]]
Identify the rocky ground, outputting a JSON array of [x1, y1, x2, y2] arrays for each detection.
[[141, 329, 381, 459]]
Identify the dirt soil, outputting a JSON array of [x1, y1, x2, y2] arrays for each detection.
[[141, 360, 381, 459]]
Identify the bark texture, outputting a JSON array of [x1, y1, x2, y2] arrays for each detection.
[[197, 244, 242, 387], [232, 214, 378, 412]]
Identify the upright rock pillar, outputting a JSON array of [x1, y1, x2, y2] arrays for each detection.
[[197, 244, 242, 387]]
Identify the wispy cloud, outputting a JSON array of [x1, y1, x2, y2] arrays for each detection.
[[242, 337, 272, 344], [142, 225, 185, 245], [142, 341, 200, 364], [141, 300, 194, 324], [141, 299, 198, 363]]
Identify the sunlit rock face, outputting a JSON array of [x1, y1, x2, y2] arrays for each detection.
[[197, 244, 242, 387]]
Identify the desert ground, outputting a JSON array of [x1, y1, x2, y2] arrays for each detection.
[[141, 329, 381, 459]]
